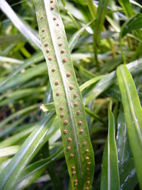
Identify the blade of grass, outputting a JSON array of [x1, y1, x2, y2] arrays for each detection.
[[120, 13, 142, 38], [87, 0, 97, 18], [0, 111, 57, 190], [85, 58, 142, 104], [0, 62, 47, 93], [93, 0, 109, 67], [0, 0, 41, 49], [0, 52, 43, 89], [0, 104, 39, 129], [0, 127, 34, 148], [69, 19, 95, 52], [16, 146, 64, 190], [118, 0, 133, 17], [101, 104, 120, 190], [117, 65, 142, 189]]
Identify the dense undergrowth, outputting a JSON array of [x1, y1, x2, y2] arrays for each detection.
[[0, 0, 142, 190]]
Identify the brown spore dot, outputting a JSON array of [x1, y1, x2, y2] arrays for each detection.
[[85, 156, 89, 160], [66, 72, 71, 77], [53, 17, 56, 20], [68, 137, 72, 142], [51, 68, 56, 72], [60, 106, 64, 111], [69, 85, 73, 90], [59, 43, 62, 47], [80, 129, 84, 134], [50, 0, 53, 3], [72, 170, 76, 175], [40, 16, 44, 20], [78, 120, 82, 126], [88, 172, 90, 175], [58, 36, 61, 39], [50, 6, 54, 10], [74, 102, 78, 107], [64, 129, 68, 134], [44, 43, 48, 47], [48, 57, 52, 61], [72, 165, 76, 170], [70, 153, 74, 158], [46, 49, 49, 53], [61, 49, 65, 54], [74, 93, 78, 98], [83, 141, 87, 145], [74, 179, 78, 186], [56, 23, 59, 26], [86, 187, 89, 190], [60, 113, 64, 118], [55, 80, 59, 85], [42, 29, 45, 32], [63, 57, 67, 63], [67, 146, 71, 151], [76, 110, 81, 115], [64, 120, 68, 125], [88, 162, 91, 165], [56, 92, 60, 96]]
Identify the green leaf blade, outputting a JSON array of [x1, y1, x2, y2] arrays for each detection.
[[34, 0, 95, 189], [117, 65, 142, 189], [120, 13, 142, 38], [101, 108, 120, 190], [0, 112, 56, 190]]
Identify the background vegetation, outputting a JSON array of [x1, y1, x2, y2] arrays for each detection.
[[0, 0, 142, 189]]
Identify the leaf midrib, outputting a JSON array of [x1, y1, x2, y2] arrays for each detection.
[[43, 0, 82, 180]]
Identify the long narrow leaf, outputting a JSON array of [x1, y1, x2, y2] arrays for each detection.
[[117, 65, 142, 189], [101, 106, 120, 190], [0, 112, 56, 190], [120, 13, 142, 38], [0, 0, 41, 49], [34, 1, 95, 189]]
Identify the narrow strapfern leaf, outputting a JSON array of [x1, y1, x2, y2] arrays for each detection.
[[101, 104, 120, 190], [34, 1, 95, 189]]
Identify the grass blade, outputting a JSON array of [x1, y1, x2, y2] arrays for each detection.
[[101, 105, 120, 190], [34, 1, 95, 189], [0, 0, 41, 49], [0, 112, 56, 190], [93, 0, 109, 66], [0, 52, 43, 89], [85, 58, 142, 104], [0, 63, 47, 93], [120, 13, 142, 38], [118, 0, 133, 17], [16, 147, 63, 190], [117, 65, 142, 189], [69, 19, 95, 52]]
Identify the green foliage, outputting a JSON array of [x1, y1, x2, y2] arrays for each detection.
[[120, 13, 142, 38], [101, 104, 120, 190], [34, 1, 94, 189], [117, 65, 142, 189], [0, 0, 142, 189]]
